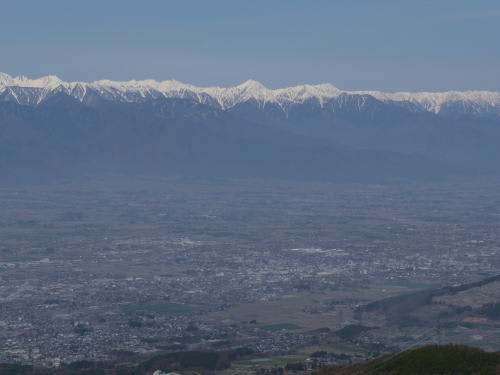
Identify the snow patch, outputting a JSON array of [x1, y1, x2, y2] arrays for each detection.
[[0, 72, 499, 115]]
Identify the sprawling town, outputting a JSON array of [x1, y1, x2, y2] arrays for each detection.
[[1, 178, 499, 371]]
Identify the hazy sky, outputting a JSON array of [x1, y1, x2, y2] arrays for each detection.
[[1, 0, 499, 91]]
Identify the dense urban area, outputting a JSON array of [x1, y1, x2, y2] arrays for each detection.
[[0, 177, 499, 374]]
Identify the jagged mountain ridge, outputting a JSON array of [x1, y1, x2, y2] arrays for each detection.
[[1, 72, 499, 116], [1, 73, 500, 182]]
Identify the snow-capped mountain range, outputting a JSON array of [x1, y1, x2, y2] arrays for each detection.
[[1, 72, 500, 182], [1, 72, 499, 116]]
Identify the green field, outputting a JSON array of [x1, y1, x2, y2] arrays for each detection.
[[257, 323, 302, 331], [122, 302, 196, 316], [328, 342, 368, 353], [235, 356, 306, 367]]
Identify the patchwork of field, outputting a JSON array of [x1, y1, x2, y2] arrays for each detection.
[[1, 176, 499, 362]]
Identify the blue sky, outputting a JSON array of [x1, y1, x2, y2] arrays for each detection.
[[1, 0, 499, 91]]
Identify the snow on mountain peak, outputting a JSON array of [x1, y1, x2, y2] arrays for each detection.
[[237, 79, 267, 91], [0, 72, 499, 115], [0, 72, 15, 86], [8, 74, 63, 88]]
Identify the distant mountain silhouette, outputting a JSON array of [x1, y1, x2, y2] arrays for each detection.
[[1, 74, 499, 182]]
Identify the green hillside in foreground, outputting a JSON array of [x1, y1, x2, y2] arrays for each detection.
[[313, 345, 500, 375], [1, 345, 498, 375]]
